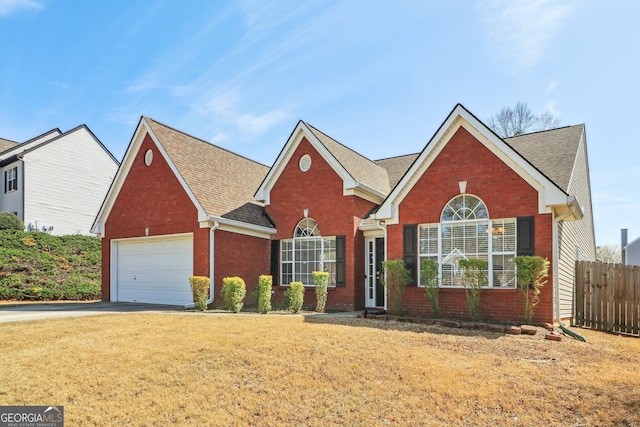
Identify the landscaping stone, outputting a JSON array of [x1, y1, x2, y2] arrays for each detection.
[[545, 332, 562, 342], [487, 324, 506, 333], [521, 325, 538, 335], [506, 326, 522, 335], [438, 320, 460, 328], [543, 322, 555, 331], [459, 321, 476, 330], [475, 322, 493, 331]]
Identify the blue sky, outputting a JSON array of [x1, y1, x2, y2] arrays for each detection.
[[0, 0, 638, 247]]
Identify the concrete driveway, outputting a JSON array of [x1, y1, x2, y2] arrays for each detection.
[[0, 302, 183, 324]]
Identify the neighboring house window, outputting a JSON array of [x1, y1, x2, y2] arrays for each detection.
[[418, 195, 517, 288], [4, 167, 17, 193], [281, 218, 336, 286]]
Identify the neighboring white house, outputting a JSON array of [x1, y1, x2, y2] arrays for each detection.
[[0, 125, 119, 235], [621, 229, 640, 266]]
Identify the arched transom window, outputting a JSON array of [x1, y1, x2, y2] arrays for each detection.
[[419, 194, 517, 288], [295, 218, 320, 237], [281, 218, 336, 287]]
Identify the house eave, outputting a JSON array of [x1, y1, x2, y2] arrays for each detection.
[[203, 216, 276, 239]]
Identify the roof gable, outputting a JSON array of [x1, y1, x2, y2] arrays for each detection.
[[374, 104, 573, 224], [93, 117, 273, 236], [255, 121, 389, 205]]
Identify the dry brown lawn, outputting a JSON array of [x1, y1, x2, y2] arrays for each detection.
[[1, 313, 639, 426]]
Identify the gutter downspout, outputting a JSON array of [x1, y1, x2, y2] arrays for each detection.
[[207, 221, 219, 305], [553, 208, 576, 323], [553, 205, 587, 342]]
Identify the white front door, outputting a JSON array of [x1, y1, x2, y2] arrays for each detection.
[[365, 236, 385, 308]]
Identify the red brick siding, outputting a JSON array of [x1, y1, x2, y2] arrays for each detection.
[[102, 134, 207, 300], [211, 229, 270, 309], [387, 126, 554, 323], [265, 136, 375, 310]]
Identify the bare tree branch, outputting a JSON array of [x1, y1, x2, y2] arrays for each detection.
[[487, 102, 561, 138]]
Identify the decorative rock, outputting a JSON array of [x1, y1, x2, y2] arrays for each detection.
[[543, 322, 555, 331], [438, 320, 460, 329], [506, 326, 522, 335], [475, 322, 493, 331], [487, 324, 506, 333], [545, 332, 562, 341], [521, 325, 538, 335], [459, 321, 476, 330]]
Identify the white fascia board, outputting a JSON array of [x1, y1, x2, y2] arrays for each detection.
[[209, 216, 276, 239], [254, 121, 369, 205], [91, 118, 209, 232], [375, 105, 571, 223], [144, 122, 208, 222]]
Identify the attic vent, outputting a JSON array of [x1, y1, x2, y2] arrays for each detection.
[[144, 149, 153, 166], [299, 154, 312, 172]]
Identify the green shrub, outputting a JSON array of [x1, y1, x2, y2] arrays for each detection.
[[514, 256, 549, 323], [189, 276, 210, 311], [257, 275, 273, 314], [312, 271, 329, 313], [221, 277, 246, 313], [0, 212, 24, 231], [284, 281, 304, 313], [382, 260, 411, 316], [421, 258, 440, 317], [459, 258, 488, 322]]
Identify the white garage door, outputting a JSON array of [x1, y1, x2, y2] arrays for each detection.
[[115, 235, 194, 305]]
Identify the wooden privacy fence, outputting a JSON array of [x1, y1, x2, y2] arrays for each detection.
[[575, 261, 640, 336]]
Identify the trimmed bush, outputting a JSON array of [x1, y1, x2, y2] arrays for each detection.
[[221, 277, 246, 313], [189, 276, 210, 311], [257, 275, 273, 314], [0, 212, 24, 231], [382, 260, 411, 316], [459, 258, 488, 322], [514, 256, 549, 323], [421, 258, 439, 317], [284, 281, 305, 313], [312, 271, 329, 313]]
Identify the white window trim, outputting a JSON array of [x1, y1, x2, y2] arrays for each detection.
[[280, 236, 337, 287]]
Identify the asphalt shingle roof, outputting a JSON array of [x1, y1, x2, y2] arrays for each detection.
[[374, 153, 419, 190], [145, 117, 273, 228], [0, 138, 18, 152], [505, 124, 584, 192], [305, 123, 391, 195]]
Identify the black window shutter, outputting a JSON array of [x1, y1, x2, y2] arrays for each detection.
[[335, 235, 346, 287], [14, 169, 17, 191], [270, 240, 279, 286], [517, 216, 535, 256], [3, 171, 6, 193], [403, 224, 417, 286]]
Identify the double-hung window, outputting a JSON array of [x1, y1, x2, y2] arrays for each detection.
[[418, 195, 517, 288], [4, 167, 17, 193], [281, 218, 336, 286]]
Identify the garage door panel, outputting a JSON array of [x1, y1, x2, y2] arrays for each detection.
[[116, 236, 194, 305]]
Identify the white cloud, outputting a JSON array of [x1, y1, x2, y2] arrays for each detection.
[[0, 0, 42, 16], [200, 88, 292, 139], [478, 0, 571, 72]]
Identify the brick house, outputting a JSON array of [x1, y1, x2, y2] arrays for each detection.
[[94, 104, 596, 322]]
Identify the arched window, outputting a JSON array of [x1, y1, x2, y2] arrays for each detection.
[[419, 194, 517, 288], [295, 218, 320, 237], [281, 218, 336, 287], [441, 194, 488, 222]]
